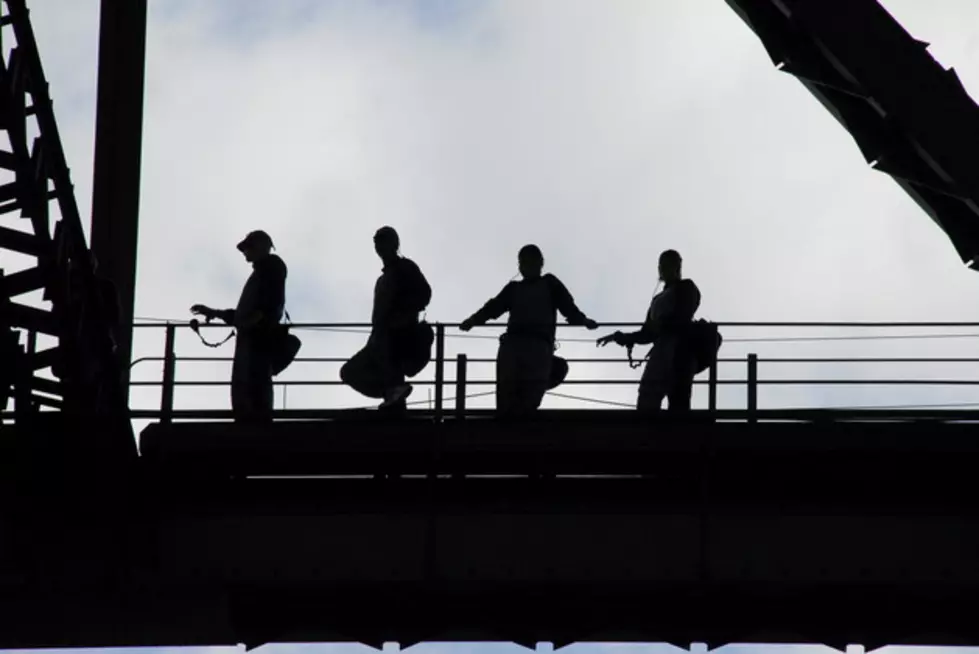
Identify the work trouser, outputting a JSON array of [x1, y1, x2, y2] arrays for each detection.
[[231, 333, 274, 424], [340, 328, 405, 400], [637, 336, 697, 414], [0, 375, 9, 415], [496, 334, 553, 417], [0, 332, 14, 414]]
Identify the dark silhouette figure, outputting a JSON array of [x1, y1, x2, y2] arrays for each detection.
[[55, 253, 124, 415], [89, 256, 123, 413], [191, 230, 287, 425], [341, 226, 432, 411], [0, 329, 17, 415], [598, 249, 700, 414], [460, 244, 598, 417]]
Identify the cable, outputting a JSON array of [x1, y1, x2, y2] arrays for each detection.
[[817, 400, 979, 411], [723, 333, 979, 344], [545, 391, 636, 409], [134, 315, 979, 346], [547, 394, 979, 412], [404, 390, 496, 408], [323, 390, 498, 412]]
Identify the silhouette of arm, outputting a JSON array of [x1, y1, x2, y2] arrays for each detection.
[[240, 257, 287, 330], [190, 304, 234, 325], [545, 274, 590, 326], [627, 316, 657, 346], [625, 281, 701, 346], [464, 283, 514, 327]]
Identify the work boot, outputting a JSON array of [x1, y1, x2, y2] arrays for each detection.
[[379, 384, 412, 409]]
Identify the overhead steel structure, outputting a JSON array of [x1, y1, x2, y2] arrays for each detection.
[[727, 0, 979, 267], [0, 0, 134, 458]]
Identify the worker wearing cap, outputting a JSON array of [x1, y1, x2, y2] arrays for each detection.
[[191, 230, 287, 424]]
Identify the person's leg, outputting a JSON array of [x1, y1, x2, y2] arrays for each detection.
[[637, 382, 667, 413], [496, 339, 521, 417], [233, 337, 274, 425], [372, 330, 411, 407], [519, 340, 553, 414], [341, 345, 386, 399], [231, 343, 249, 422], [253, 346, 275, 423], [637, 350, 668, 414], [667, 377, 693, 413], [666, 350, 696, 414]]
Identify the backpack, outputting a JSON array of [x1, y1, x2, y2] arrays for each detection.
[[688, 318, 722, 374], [269, 311, 302, 376], [389, 259, 434, 378], [397, 320, 435, 378], [547, 355, 569, 390], [400, 258, 432, 313]]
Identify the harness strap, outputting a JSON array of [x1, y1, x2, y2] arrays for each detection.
[[189, 318, 236, 349], [627, 344, 649, 370]]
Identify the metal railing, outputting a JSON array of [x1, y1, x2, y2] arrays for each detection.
[[113, 320, 979, 424]]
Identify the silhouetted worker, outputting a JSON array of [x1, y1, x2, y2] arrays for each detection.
[[57, 253, 124, 414], [460, 244, 598, 417], [341, 226, 432, 410], [89, 256, 123, 412], [191, 230, 287, 424], [598, 249, 700, 414], [0, 329, 17, 415]]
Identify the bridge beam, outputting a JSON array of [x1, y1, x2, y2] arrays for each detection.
[[0, 474, 978, 649], [0, 419, 978, 648], [89, 0, 148, 384], [725, 0, 979, 268]]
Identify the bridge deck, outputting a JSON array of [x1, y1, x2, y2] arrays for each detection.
[[0, 413, 976, 649], [139, 410, 979, 490]]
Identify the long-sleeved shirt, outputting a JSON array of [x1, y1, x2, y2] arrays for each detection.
[[372, 257, 431, 329], [628, 278, 700, 346], [465, 273, 590, 344], [224, 254, 287, 332]]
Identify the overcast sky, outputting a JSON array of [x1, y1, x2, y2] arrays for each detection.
[[9, 1, 979, 651], [27, 0, 979, 419]]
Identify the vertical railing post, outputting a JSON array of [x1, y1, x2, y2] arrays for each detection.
[[455, 354, 468, 419], [747, 353, 758, 424], [708, 357, 718, 413], [434, 323, 445, 422], [26, 330, 37, 413], [13, 343, 31, 422], [160, 323, 176, 424]]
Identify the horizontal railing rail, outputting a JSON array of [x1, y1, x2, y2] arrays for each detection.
[[8, 320, 979, 424]]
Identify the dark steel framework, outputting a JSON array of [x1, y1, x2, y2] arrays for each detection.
[[89, 0, 147, 389], [727, 0, 979, 266], [0, 0, 129, 441]]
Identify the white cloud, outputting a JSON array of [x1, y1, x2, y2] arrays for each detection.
[[19, 0, 979, 420], [21, 3, 979, 422]]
